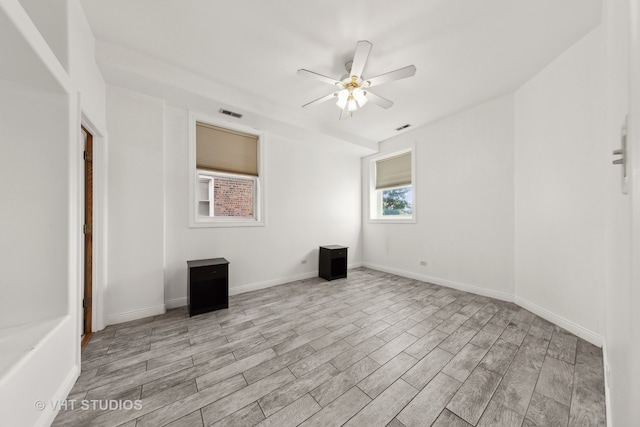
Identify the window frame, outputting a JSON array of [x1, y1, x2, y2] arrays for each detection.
[[368, 145, 416, 224], [188, 112, 266, 228], [197, 170, 258, 219]]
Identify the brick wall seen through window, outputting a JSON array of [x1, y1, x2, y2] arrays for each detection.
[[213, 177, 254, 217]]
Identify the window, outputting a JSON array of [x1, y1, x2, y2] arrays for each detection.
[[369, 148, 415, 222], [189, 117, 265, 227], [197, 172, 256, 218]]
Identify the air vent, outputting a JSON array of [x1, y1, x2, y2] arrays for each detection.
[[219, 109, 243, 119], [396, 124, 411, 131]]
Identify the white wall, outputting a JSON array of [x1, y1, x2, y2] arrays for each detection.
[[363, 95, 515, 300], [105, 85, 165, 324], [68, 0, 106, 122], [66, 0, 107, 331], [17, 0, 69, 70], [17, 0, 106, 121], [0, 80, 71, 328], [514, 27, 605, 342], [103, 88, 363, 317], [164, 105, 364, 306]]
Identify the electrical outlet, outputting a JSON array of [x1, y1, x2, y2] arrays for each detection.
[[301, 260, 307, 265], [420, 261, 427, 266]]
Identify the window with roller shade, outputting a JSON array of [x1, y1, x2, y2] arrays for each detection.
[[370, 149, 415, 221], [190, 119, 264, 226]]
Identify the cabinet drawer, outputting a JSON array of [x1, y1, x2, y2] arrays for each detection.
[[331, 249, 347, 259], [190, 265, 227, 282]]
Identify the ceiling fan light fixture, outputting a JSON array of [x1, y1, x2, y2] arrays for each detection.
[[336, 88, 350, 109], [353, 88, 367, 106], [347, 98, 359, 112]]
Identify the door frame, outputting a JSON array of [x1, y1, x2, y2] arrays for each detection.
[[81, 125, 93, 347], [79, 110, 107, 342]]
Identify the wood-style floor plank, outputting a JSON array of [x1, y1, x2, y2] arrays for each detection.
[[446, 366, 502, 425], [299, 387, 371, 427], [397, 372, 461, 427], [53, 268, 606, 427], [256, 394, 321, 427], [344, 379, 418, 427], [357, 352, 418, 399]]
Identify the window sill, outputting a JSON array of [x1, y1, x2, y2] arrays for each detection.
[[368, 218, 416, 224], [189, 218, 265, 228]]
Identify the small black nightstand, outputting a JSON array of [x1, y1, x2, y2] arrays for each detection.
[[187, 258, 229, 316], [319, 245, 348, 281]]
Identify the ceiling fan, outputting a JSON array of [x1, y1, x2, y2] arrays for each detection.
[[297, 40, 416, 119]]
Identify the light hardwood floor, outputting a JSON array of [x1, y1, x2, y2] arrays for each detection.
[[53, 268, 606, 426]]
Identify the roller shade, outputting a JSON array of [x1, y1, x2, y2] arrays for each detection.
[[196, 122, 258, 176], [375, 152, 411, 189]]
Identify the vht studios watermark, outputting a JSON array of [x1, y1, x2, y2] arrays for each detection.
[[34, 399, 143, 411]]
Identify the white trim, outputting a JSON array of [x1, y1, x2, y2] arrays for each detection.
[[363, 262, 604, 347], [105, 304, 165, 326], [164, 263, 365, 307], [196, 170, 259, 224], [188, 111, 266, 228], [39, 364, 79, 427], [363, 262, 513, 302], [513, 296, 603, 346], [367, 144, 417, 223], [229, 263, 363, 296], [602, 340, 612, 427], [165, 297, 187, 309], [81, 106, 108, 333], [69, 93, 82, 364], [230, 272, 318, 296]]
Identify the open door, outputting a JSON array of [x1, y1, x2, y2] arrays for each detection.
[[81, 126, 93, 348]]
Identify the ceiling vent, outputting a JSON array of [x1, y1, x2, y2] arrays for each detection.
[[396, 124, 411, 131], [219, 108, 242, 119]]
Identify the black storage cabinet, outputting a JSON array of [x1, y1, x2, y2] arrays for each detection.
[[319, 245, 348, 281], [187, 258, 229, 316]]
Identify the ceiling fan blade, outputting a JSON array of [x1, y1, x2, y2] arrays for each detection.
[[349, 40, 372, 79], [365, 91, 394, 109], [297, 69, 342, 86], [363, 65, 417, 88], [302, 92, 337, 108]]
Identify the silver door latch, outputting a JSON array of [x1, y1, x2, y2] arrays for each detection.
[[612, 116, 628, 195]]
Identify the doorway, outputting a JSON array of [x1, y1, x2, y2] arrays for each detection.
[[81, 126, 93, 348]]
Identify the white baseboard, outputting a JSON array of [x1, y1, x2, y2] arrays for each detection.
[[230, 271, 319, 296], [230, 263, 364, 296], [106, 304, 166, 326], [164, 263, 365, 308], [363, 262, 514, 302], [40, 364, 79, 427], [165, 297, 187, 309], [513, 296, 603, 347], [363, 262, 603, 348]]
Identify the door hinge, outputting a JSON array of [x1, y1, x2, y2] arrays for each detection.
[[83, 224, 92, 235], [83, 297, 92, 308], [83, 151, 93, 162]]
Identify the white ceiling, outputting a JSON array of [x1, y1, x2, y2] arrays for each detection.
[[80, 0, 602, 145]]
